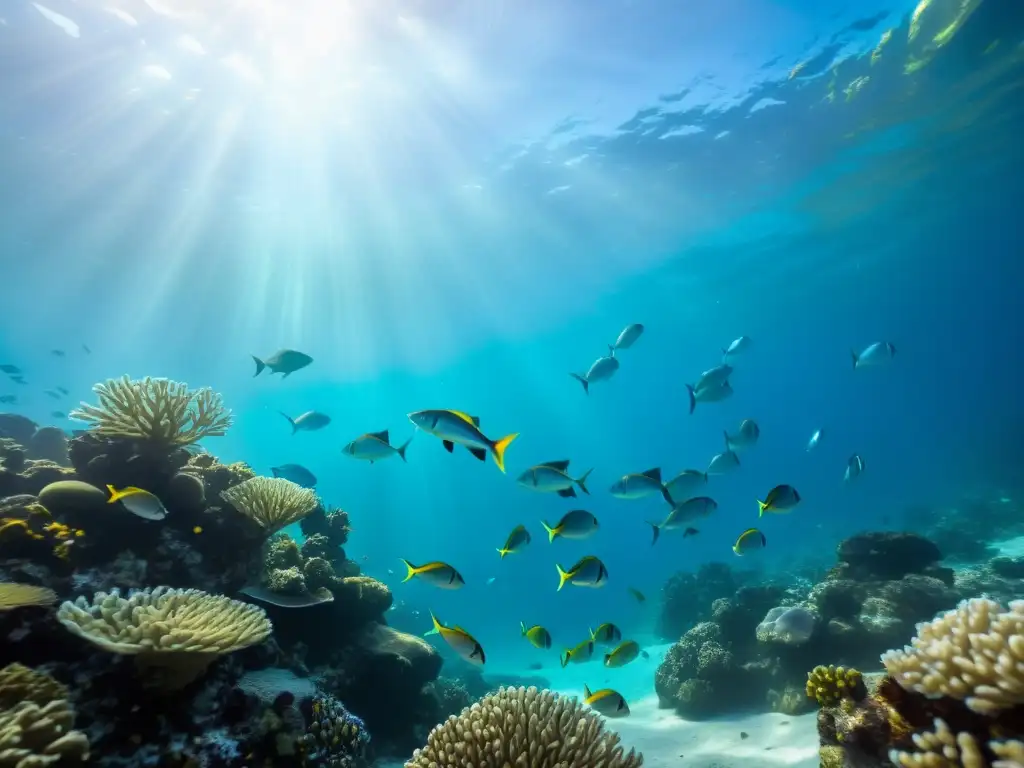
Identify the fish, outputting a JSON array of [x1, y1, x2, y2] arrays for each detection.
[[541, 509, 599, 542], [664, 469, 707, 504], [0, 365, 21, 375], [684, 527, 699, 538], [429, 612, 485, 665], [517, 460, 592, 498], [604, 640, 640, 668], [733, 527, 767, 555], [695, 363, 733, 391], [193, 526, 203, 534], [270, 464, 317, 488], [725, 419, 760, 451], [807, 429, 823, 451], [570, 348, 620, 395], [641, 650, 650, 659], [520, 622, 552, 649], [50, 349, 65, 358], [252, 349, 314, 378], [722, 336, 752, 360], [400, 560, 465, 589], [407, 409, 518, 473], [44, 390, 61, 400], [560, 639, 595, 667], [851, 341, 896, 369], [612, 324, 644, 350], [55, 386, 69, 396], [685, 380, 733, 414], [9, 376, 26, 385], [498, 524, 532, 558], [628, 587, 646, 603], [757, 484, 801, 516], [342, 430, 413, 463], [81, 344, 91, 354], [106, 485, 168, 521], [648, 497, 718, 544], [707, 450, 740, 475], [844, 454, 865, 483], [582, 684, 630, 718], [0, 395, 15, 404], [556, 555, 608, 591], [610, 467, 670, 502], [50, 411, 66, 419], [589, 623, 622, 645], [279, 411, 331, 434]]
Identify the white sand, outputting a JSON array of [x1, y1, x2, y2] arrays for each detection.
[[994, 534, 1024, 558]]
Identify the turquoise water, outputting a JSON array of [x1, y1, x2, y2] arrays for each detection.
[[1, 0, 1022, 717]]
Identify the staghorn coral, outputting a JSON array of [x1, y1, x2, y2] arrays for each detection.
[[0, 663, 89, 768], [221, 476, 318, 534], [0, 582, 56, 611], [881, 598, 1024, 715], [405, 686, 642, 768], [806, 664, 866, 707], [56, 587, 272, 690], [69, 375, 232, 447]]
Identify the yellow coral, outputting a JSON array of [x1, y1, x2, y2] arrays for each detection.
[[221, 477, 318, 534], [0, 583, 57, 611], [806, 665, 865, 707], [0, 663, 89, 768], [69, 375, 232, 447]]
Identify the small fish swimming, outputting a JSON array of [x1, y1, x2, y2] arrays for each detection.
[[342, 430, 412, 463], [0, 365, 21, 375], [604, 640, 640, 668], [50, 349, 65, 358], [610, 467, 670, 502], [56, 386, 69, 396], [429, 612, 485, 665], [271, 464, 317, 488], [81, 344, 91, 354], [400, 560, 465, 589], [521, 622, 552, 649], [733, 527, 767, 555], [707, 450, 740, 475], [517, 460, 592, 498], [758, 484, 801, 516], [570, 348, 620, 395], [844, 454, 865, 483], [9, 376, 25, 385], [44, 390, 61, 400], [50, 411, 66, 419], [686, 380, 733, 414], [628, 587, 646, 603], [0, 395, 15, 404], [648, 497, 718, 544], [589, 623, 622, 645], [407, 409, 518, 473], [695, 363, 733, 391], [279, 411, 331, 434], [664, 469, 707, 504], [722, 336, 752, 360], [498, 524, 532, 558], [807, 428, 823, 451], [541, 509, 599, 542], [852, 341, 896, 369], [556, 555, 608, 591], [725, 419, 760, 451], [252, 349, 314, 378], [582, 684, 630, 718], [612, 324, 644, 350], [560, 639, 595, 667], [107, 485, 168, 521], [684, 527, 699, 538]]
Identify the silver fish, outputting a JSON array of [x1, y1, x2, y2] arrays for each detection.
[[280, 410, 331, 433], [271, 464, 317, 488], [806, 428, 823, 451], [707, 450, 740, 475], [695, 364, 733, 391], [725, 419, 760, 451], [252, 349, 313, 378], [407, 409, 517, 473], [722, 336, 751, 360], [612, 324, 644, 350], [844, 454, 865, 483], [664, 469, 707, 504], [610, 467, 670, 502], [583, 684, 630, 718], [342, 430, 413, 463], [517, 460, 592, 498], [648, 497, 718, 544], [851, 341, 896, 369], [686, 380, 733, 414], [570, 348, 620, 395]]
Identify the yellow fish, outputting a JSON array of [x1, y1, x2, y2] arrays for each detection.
[[497, 524, 531, 559], [733, 528, 767, 555], [400, 560, 465, 589], [429, 612, 485, 666], [604, 640, 640, 668], [560, 638, 595, 668], [555, 555, 608, 591], [407, 409, 518, 473], [589, 623, 622, 645], [757, 484, 800, 516], [520, 622, 552, 649], [106, 485, 168, 521], [627, 587, 646, 603], [583, 683, 630, 718]]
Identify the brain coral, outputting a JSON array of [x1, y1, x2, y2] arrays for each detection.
[[756, 606, 817, 645], [405, 686, 642, 768]]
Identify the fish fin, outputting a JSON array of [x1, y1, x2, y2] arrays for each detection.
[[604, 653, 612, 666], [569, 373, 589, 395], [584, 683, 593, 699], [540, 459, 571, 471], [723, 430, 731, 450], [423, 626, 440, 637], [642, 467, 662, 482], [473, 644, 486, 665], [448, 410, 478, 426], [734, 453, 741, 466], [271, 467, 281, 478], [556, 564, 571, 591], [278, 411, 297, 434], [576, 468, 593, 495], [491, 433, 518, 473], [660, 483, 674, 505], [732, 545, 742, 556], [251, 355, 266, 377], [556, 487, 576, 498], [282, 371, 292, 379], [370, 429, 390, 443], [442, 440, 455, 453], [400, 558, 418, 582], [560, 651, 570, 668], [686, 384, 696, 414], [757, 500, 768, 517], [850, 349, 859, 369], [106, 485, 122, 503], [541, 521, 558, 543], [607, 344, 616, 357], [520, 621, 527, 636], [647, 522, 660, 546], [468, 447, 487, 462], [497, 548, 507, 559], [396, 436, 413, 462]]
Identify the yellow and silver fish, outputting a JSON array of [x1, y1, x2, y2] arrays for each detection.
[[560, 638, 595, 667], [583, 683, 630, 718], [589, 623, 622, 645], [342, 430, 412, 463], [733, 527, 767, 555], [106, 485, 168, 521], [497, 524, 532, 558], [648, 497, 717, 544], [541, 509, 599, 542], [400, 559, 465, 589], [407, 409, 518, 473], [521, 622, 552, 649], [429, 612, 485, 665], [757, 484, 800, 516], [604, 640, 640, 668], [556, 555, 608, 591], [517, 459, 593, 498]]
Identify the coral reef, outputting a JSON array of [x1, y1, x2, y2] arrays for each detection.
[[0, 662, 90, 768], [657, 561, 743, 640], [221, 476, 319, 535], [805, 664, 865, 707]]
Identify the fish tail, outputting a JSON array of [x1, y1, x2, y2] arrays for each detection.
[[278, 411, 297, 434], [251, 355, 266, 377], [497, 547, 508, 559], [757, 500, 768, 517], [560, 651, 570, 669], [660, 483, 674, 505], [105, 485, 121, 503], [647, 522, 661, 546], [850, 349, 859, 369], [576, 468, 593, 495], [607, 344, 616, 358], [541, 521, 558, 543], [427, 611, 442, 635], [396, 436, 413, 462], [570, 373, 589, 395], [685, 384, 696, 414], [400, 558, 418, 582], [491, 433, 519, 473], [556, 564, 571, 591], [723, 429, 731, 449], [520, 621, 527, 636], [588, 626, 597, 641]]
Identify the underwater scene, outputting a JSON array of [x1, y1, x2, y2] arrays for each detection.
[[1, 0, 1023, 766]]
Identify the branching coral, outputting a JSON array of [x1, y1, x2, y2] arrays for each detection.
[[881, 598, 1024, 715], [405, 686, 642, 768], [807, 665, 865, 706], [69, 375, 233, 447], [221, 476, 318, 534], [889, 717, 1024, 768], [0, 663, 90, 768], [56, 587, 272, 690]]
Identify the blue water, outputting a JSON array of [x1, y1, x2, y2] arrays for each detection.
[[1, 0, 1022, 677]]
